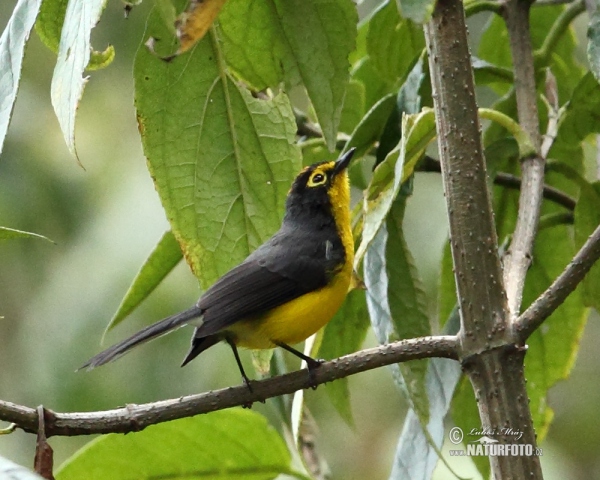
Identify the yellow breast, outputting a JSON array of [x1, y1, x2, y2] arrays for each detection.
[[228, 170, 354, 350], [229, 259, 353, 349]]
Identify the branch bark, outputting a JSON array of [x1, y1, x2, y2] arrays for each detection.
[[425, 0, 509, 353], [424, 0, 543, 477], [502, 0, 545, 319], [0, 335, 457, 437]]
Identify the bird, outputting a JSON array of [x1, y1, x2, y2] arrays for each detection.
[[81, 148, 356, 388]]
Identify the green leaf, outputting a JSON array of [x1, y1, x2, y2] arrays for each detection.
[[343, 93, 396, 158], [349, 15, 369, 66], [375, 57, 425, 165], [574, 181, 600, 311], [318, 289, 370, 425], [105, 231, 183, 334], [587, 11, 600, 83], [351, 56, 393, 111], [479, 6, 584, 100], [522, 222, 587, 441], [35, 0, 69, 54], [550, 72, 600, 165], [364, 197, 431, 424], [220, 0, 357, 150], [0, 0, 42, 157], [338, 80, 366, 135], [87, 45, 116, 71], [0, 455, 44, 480], [367, 1, 425, 83], [36, 0, 115, 71], [56, 410, 298, 480], [0, 226, 53, 243], [390, 358, 462, 480], [50, 0, 109, 159], [438, 241, 455, 328], [274, 0, 356, 150], [134, 13, 301, 288], [354, 108, 436, 266], [451, 377, 491, 480], [395, 0, 435, 24], [218, 0, 288, 89]]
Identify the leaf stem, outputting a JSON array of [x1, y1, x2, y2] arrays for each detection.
[[479, 108, 536, 158], [464, 0, 503, 16], [536, 0, 586, 64]]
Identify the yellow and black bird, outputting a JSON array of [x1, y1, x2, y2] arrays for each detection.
[[81, 149, 356, 386]]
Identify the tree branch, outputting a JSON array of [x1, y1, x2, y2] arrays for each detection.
[[516, 224, 600, 341], [502, 0, 545, 320], [0, 336, 458, 437], [418, 157, 577, 211], [425, 0, 509, 354], [425, 0, 543, 477]]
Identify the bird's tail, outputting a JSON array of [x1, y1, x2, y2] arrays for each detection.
[[79, 305, 203, 370]]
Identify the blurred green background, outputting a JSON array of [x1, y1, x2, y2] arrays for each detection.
[[1, 1, 599, 479]]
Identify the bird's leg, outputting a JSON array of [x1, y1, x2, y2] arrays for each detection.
[[274, 341, 323, 389], [225, 337, 254, 396]]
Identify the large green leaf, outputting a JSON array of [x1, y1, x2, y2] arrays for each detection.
[[343, 93, 396, 158], [522, 223, 587, 441], [0, 0, 42, 157], [390, 358, 462, 480], [56, 410, 301, 480], [573, 181, 600, 311], [479, 6, 583, 100], [317, 289, 370, 425], [338, 79, 366, 135], [105, 231, 183, 333], [364, 198, 431, 423], [367, 1, 424, 84], [351, 56, 394, 111], [134, 10, 301, 288], [550, 72, 600, 168], [354, 108, 436, 266], [375, 57, 426, 165], [219, 0, 357, 150], [50, 0, 109, 159]]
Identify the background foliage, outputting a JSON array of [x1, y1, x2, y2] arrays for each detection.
[[1, 0, 600, 479]]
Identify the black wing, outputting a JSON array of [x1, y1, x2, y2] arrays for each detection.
[[194, 226, 335, 338]]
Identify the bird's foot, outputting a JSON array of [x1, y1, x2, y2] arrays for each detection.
[[306, 358, 324, 390]]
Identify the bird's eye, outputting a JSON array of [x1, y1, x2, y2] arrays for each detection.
[[308, 172, 327, 187]]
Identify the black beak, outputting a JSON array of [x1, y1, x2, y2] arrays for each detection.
[[333, 147, 356, 175]]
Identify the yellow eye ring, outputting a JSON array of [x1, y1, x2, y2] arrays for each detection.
[[308, 172, 327, 187]]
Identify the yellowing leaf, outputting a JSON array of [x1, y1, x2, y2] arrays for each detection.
[[173, 0, 227, 57]]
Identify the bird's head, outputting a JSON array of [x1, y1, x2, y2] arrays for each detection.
[[285, 149, 356, 219]]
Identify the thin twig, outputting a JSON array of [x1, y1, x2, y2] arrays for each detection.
[[502, 0, 545, 320], [0, 336, 458, 437], [418, 157, 577, 211], [494, 173, 576, 210], [516, 224, 600, 340]]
